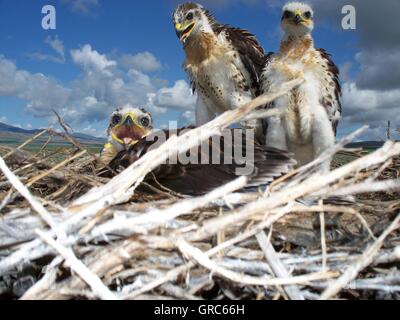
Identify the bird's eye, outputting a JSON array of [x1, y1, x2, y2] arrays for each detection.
[[186, 12, 194, 20], [283, 11, 292, 19], [111, 114, 122, 125], [304, 11, 312, 19], [140, 116, 150, 128]]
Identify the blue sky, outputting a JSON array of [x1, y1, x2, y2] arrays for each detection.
[[0, 0, 399, 140]]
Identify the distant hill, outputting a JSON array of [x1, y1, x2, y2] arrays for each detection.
[[0, 122, 42, 135], [0, 122, 106, 146]]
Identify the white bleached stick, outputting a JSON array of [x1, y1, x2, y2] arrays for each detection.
[[36, 229, 118, 300]]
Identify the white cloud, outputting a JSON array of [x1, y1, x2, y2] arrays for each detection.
[[0, 44, 196, 132], [0, 116, 8, 123], [145, 93, 168, 115], [71, 44, 117, 74], [342, 82, 400, 129], [81, 124, 104, 137], [355, 49, 400, 91], [181, 110, 195, 124], [28, 36, 66, 64], [62, 0, 100, 15], [46, 36, 65, 60], [0, 55, 70, 117], [152, 80, 196, 110], [28, 52, 63, 64], [119, 52, 162, 72]]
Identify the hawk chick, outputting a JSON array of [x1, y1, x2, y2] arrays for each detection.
[[173, 2, 268, 142], [261, 2, 341, 171], [99, 106, 153, 166]]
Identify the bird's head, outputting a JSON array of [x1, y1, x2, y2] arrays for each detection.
[[107, 106, 153, 147], [173, 2, 215, 45], [281, 2, 314, 36]]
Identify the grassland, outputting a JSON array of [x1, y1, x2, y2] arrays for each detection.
[[0, 140, 104, 164], [1, 138, 377, 167]]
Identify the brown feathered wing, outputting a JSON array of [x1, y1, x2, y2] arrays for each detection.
[[99, 128, 295, 196]]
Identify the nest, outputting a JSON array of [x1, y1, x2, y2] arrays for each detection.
[[0, 80, 399, 300]]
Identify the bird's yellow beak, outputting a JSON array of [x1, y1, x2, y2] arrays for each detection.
[[175, 21, 196, 43], [110, 113, 147, 146], [293, 10, 310, 25]]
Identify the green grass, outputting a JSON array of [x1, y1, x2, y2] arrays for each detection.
[[3, 142, 102, 152], [1, 141, 103, 163], [2, 139, 379, 168], [333, 147, 378, 167]]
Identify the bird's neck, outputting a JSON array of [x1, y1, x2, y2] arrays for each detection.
[[184, 31, 218, 64], [280, 33, 314, 58]]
